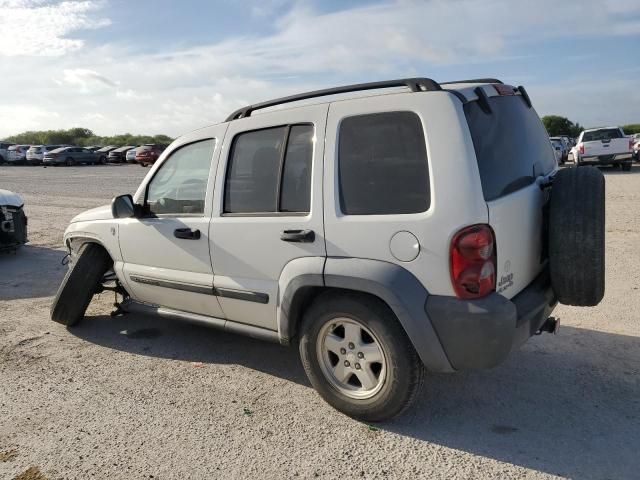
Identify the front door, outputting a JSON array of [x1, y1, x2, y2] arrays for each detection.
[[209, 104, 328, 330], [118, 132, 225, 317]]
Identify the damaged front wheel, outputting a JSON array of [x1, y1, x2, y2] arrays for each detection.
[[50, 243, 112, 326]]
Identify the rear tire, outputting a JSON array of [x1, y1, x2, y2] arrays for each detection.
[[299, 292, 424, 422], [65, 157, 74, 166], [51, 243, 112, 326], [549, 167, 605, 306], [622, 162, 632, 172]]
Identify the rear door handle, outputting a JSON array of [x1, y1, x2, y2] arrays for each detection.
[[174, 228, 201, 240], [280, 229, 315, 243]]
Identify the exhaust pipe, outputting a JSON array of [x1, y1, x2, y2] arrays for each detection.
[[537, 317, 560, 335]]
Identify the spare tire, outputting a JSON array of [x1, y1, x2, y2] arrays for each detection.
[[549, 166, 605, 306]]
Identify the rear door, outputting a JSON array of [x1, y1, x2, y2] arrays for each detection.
[[209, 105, 327, 331], [464, 86, 557, 299], [80, 148, 93, 163]]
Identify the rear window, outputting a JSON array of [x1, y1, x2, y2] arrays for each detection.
[[582, 129, 622, 142], [464, 95, 555, 201]]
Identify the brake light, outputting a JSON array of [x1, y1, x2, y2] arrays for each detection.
[[493, 84, 516, 96], [630, 138, 634, 151], [578, 143, 584, 155], [450, 224, 496, 299]]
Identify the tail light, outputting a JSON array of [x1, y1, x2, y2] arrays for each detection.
[[450, 224, 496, 299], [578, 143, 584, 155], [630, 138, 634, 151]]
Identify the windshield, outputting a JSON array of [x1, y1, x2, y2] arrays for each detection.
[[582, 129, 622, 142], [464, 95, 556, 201]]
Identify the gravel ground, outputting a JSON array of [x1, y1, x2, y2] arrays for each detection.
[[1, 164, 639, 480]]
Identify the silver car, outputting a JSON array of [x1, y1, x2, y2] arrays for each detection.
[[26, 145, 64, 165]]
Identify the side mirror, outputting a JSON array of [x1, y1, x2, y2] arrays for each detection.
[[111, 194, 135, 218]]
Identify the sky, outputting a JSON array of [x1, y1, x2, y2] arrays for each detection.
[[0, 0, 639, 138]]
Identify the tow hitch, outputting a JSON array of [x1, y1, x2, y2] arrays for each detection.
[[537, 317, 560, 335]]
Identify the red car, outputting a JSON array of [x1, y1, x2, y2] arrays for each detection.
[[135, 144, 166, 167]]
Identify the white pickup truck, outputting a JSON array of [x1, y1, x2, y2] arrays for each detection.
[[574, 126, 634, 171]]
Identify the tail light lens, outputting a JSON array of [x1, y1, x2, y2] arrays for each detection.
[[629, 138, 634, 151], [450, 224, 496, 299], [578, 143, 584, 155]]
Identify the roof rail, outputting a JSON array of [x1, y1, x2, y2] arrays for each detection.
[[225, 77, 442, 121], [439, 78, 504, 85]]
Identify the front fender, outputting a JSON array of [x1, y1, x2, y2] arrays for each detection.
[[64, 220, 122, 263]]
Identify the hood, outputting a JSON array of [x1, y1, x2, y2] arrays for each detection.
[[70, 204, 112, 223], [0, 189, 24, 207]]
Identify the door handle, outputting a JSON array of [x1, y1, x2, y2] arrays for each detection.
[[280, 229, 315, 243], [174, 228, 201, 240]]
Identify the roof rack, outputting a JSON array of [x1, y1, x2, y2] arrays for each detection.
[[225, 77, 442, 121], [439, 78, 503, 85]]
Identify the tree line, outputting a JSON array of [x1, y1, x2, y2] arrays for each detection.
[[4, 120, 638, 147], [542, 116, 640, 137], [4, 127, 174, 147]]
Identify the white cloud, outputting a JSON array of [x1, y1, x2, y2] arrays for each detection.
[[0, 0, 110, 56], [1, 0, 639, 138], [59, 68, 118, 91]]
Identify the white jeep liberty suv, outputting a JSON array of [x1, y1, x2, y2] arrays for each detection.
[[52, 78, 605, 421]]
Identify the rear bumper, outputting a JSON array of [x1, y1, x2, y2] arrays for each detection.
[[427, 269, 556, 370], [579, 153, 632, 164]]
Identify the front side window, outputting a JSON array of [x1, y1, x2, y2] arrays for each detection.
[[146, 139, 215, 215], [338, 111, 430, 215], [224, 124, 314, 214]]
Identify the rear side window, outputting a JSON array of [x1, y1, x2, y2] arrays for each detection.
[[582, 129, 622, 142], [338, 111, 430, 215], [224, 124, 314, 214], [464, 95, 555, 201]]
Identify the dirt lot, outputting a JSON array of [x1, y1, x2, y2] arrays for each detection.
[[1, 164, 639, 479]]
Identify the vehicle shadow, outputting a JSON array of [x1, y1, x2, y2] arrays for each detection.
[[71, 309, 639, 479], [0, 244, 67, 300], [387, 326, 640, 479], [597, 164, 640, 175], [72, 310, 309, 386], [562, 163, 640, 175]]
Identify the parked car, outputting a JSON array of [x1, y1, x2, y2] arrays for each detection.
[[52, 77, 605, 422], [559, 135, 574, 149], [549, 137, 568, 163], [7, 145, 30, 164], [0, 189, 27, 251], [125, 147, 139, 163], [550, 138, 564, 164], [135, 144, 166, 166], [108, 146, 136, 163], [632, 133, 640, 162], [0, 142, 16, 164], [26, 145, 64, 165], [574, 127, 634, 171], [43, 146, 99, 166], [94, 146, 118, 164]]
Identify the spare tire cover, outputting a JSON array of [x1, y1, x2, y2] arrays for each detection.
[[548, 166, 605, 306]]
